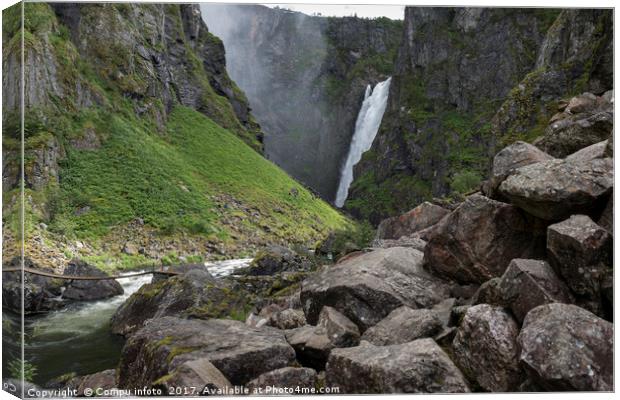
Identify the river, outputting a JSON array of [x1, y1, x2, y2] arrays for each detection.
[[2, 259, 252, 386]]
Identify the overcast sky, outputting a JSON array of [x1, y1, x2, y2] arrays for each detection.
[[263, 4, 405, 19]]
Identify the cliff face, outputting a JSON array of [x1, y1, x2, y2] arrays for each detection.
[[202, 4, 402, 200], [345, 7, 612, 224]]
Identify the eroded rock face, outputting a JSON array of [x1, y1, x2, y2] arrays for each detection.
[[547, 215, 612, 316], [111, 269, 249, 336], [301, 247, 450, 331], [361, 307, 442, 346], [326, 339, 469, 393], [118, 317, 295, 387], [375, 202, 449, 240], [498, 259, 573, 322], [61, 259, 124, 301], [246, 367, 317, 393], [424, 194, 546, 284], [498, 158, 613, 221], [452, 305, 521, 392], [485, 141, 554, 197], [518, 303, 613, 391]]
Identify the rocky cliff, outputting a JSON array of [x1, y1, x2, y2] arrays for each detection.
[[345, 7, 612, 223], [1, 3, 352, 269], [201, 4, 402, 200]]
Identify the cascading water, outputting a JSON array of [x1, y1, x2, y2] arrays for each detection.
[[335, 77, 391, 208]]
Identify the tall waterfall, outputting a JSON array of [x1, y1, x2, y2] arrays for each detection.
[[335, 77, 391, 208]]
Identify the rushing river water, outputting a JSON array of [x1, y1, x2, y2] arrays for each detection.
[[2, 259, 252, 386]]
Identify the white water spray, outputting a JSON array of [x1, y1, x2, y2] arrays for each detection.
[[335, 77, 391, 207]]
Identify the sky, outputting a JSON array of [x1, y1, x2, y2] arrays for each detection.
[[263, 4, 405, 19]]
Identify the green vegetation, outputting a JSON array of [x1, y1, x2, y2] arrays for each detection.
[[8, 359, 38, 382]]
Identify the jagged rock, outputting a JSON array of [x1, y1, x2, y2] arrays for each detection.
[[111, 269, 249, 336], [68, 370, 117, 396], [498, 158, 613, 220], [268, 309, 306, 330], [471, 278, 503, 306], [2, 258, 64, 314], [246, 367, 317, 394], [518, 304, 613, 391], [118, 317, 295, 387], [547, 215, 612, 316], [452, 305, 521, 392], [375, 202, 449, 240], [284, 307, 359, 369], [61, 259, 123, 301], [326, 339, 470, 393], [565, 140, 609, 163], [498, 259, 573, 322], [153, 359, 232, 394], [449, 305, 471, 327], [361, 307, 443, 346], [424, 194, 545, 284], [485, 141, 554, 197], [301, 247, 450, 331]]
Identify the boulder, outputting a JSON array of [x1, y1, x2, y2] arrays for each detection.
[[111, 269, 249, 336], [268, 309, 306, 330], [241, 245, 312, 276], [518, 303, 613, 391], [246, 367, 317, 394], [375, 202, 449, 240], [301, 247, 450, 331], [565, 140, 608, 163], [2, 264, 64, 314], [284, 307, 359, 369], [326, 339, 470, 393], [61, 259, 123, 301], [597, 194, 613, 234], [471, 277, 503, 306], [498, 259, 573, 322], [547, 215, 612, 316], [68, 370, 117, 396], [498, 158, 613, 220], [118, 317, 295, 387], [565, 92, 601, 114], [153, 358, 232, 394], [452, 305, 521, 392], [485, 141, 554, 196], [424, 194, 545, 284], [361, 307, 443, 346], [371, 236, 427, 252]]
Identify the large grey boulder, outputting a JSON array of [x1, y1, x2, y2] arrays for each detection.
[[361, 307, 443, 346], [268, 308, 306, 330], [67, 370, 117, 397], [547, 215, 612, 316], [2, 258, 65, 314], [325, 339, 469, 393], [246, 367, 317, 394], [498, 259, 573, 322], [153, 359, 232, 394], [118, 317, 295, 387], [485, 141, 554, 197], [424, 194, 545, 284], [565, 140, 609, 163], [61, 259, 124, 301], [375, 202, 449, 240], [452, 305, 521, 392], [301, 247, 450, 331], [498, 158, 613, 220], [111, 269, 249, 336], [518, 303, 613, 391]]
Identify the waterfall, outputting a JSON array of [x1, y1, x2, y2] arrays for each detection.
[[335, 77, 391, 208]]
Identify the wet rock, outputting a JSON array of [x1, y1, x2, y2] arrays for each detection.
[[565, 140, 608, 163], [518, 303, 613, 391], [498, 259, 573, 322], [499, 158, 613, 220], [301, 247, 450, 331], [111, 269, 249, 336], [2, 258, 64, 314], [424, 194, 545, 284], [547, 215, 612, 316], [361, 307, 443, 346], [375, 202, 449, 240], [453, 304, 521, 392], [153, 358, 232, 394], [118, 317, 295, 387], [246, 367, 317, 394], [485, 141, 553, 197], [326, 339, 470, 393], [268, 309, 306, 330], [61, 259, 124, 301], [471, 277, 503, 306]]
